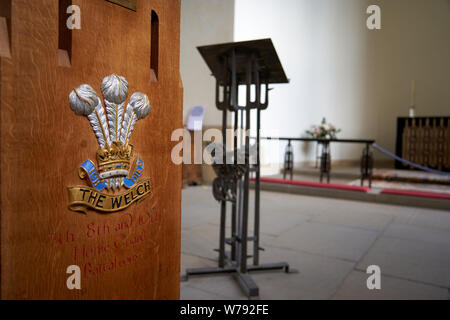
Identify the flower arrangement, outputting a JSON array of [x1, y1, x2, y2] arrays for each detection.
[[305, 117, 341, 139]]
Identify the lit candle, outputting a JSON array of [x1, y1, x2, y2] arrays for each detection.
[[410, 80, 416, 107]]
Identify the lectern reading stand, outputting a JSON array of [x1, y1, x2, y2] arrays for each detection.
[[183, 39, 295, 299]]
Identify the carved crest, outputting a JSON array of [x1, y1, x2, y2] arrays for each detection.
[[67, 74, 152, 213]]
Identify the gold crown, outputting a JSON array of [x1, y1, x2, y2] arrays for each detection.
[[97, 141, 133, 176]]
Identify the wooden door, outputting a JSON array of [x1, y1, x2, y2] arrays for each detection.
[[0, 0, 182, 299]]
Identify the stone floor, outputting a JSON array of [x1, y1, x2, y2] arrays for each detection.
[[180, 186, 450, 300]]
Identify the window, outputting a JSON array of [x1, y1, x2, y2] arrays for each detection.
[[150, 10, 159, 81], [58, 0, 72, 67], [0, 0, 11, 58]]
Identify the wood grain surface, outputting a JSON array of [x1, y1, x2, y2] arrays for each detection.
[[0, 0, 182, 299]]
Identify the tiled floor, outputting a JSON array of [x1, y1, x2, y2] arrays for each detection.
[[180, 186, 450, 300]]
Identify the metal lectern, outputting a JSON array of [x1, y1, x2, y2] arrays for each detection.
[[183, 39, 295, 299]]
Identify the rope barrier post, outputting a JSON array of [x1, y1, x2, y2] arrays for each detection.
[[320, 141, 331, 183], [283, 139, 293, 180], [360, 142, 374, 187]]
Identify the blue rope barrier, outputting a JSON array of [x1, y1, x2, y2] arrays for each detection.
[[372, 143, 450, 176]]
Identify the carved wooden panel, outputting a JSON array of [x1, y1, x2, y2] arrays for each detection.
[[0, 0, 182, 299], [396, 117, 450, 172]]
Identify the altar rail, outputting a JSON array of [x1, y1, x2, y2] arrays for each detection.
[[260, 137, 375, 186]]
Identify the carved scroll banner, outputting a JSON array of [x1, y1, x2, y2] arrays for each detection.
[[68, 178, 151, 213]]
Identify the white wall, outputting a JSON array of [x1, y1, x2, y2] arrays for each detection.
[[234, 0, 450, 169], [180, 0, 235, 127]]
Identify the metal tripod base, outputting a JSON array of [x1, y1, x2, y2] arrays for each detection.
[[182, 262, 297, 299]]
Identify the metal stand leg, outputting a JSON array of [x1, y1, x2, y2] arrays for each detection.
[[218, 201, 226, 268], [253, 108, 261, 266], [231, 111, 239, 261]]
